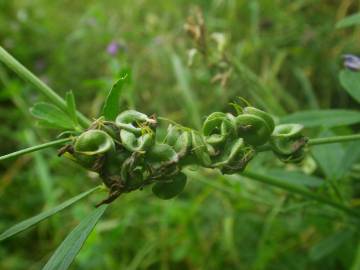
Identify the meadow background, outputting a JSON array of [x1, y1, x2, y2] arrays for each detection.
[[0, 0, 360, 269]]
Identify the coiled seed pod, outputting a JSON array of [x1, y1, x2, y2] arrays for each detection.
[[120, 129, 154, 152], [235, 114, 272, 146], [152, 172, 187, 199], [191, 131, 212, 166], [116, 110, 156, 152], [270, 124, 307, 163], [165, 125, 192, 158], [202, 112, 235, 145], [243, 107, 275, 133], [115, 110, 156, 135], [74, 130, 115, 155]]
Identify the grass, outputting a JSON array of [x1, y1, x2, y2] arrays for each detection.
[[0, 1, 359, 269]]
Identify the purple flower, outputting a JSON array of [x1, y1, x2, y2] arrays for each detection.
[[343, 54, 360, 71], [107, 41, 120, 56]]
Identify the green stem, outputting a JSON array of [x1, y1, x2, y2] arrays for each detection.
[[0, 138, 71, 161], [256, 134, 360, 152], [0, 46, 91, 128], [308, 133, 360, 146], [241, 170, 360, 219]]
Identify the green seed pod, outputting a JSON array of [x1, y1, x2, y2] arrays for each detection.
[[152, 172, 187, 200], [115, 110, 156, 135], [235, 114, 272, 146], [74, 130, 115, 155], [120, 129, 154, 152], [202, 112, 235, 145], [191, 131, 212, 167], [270, 124, 307, 163], [146, 143, 178, 170], [212, 138, 255, 174], [165, 125, 192, 157], [120, 153, 150, 190], [243, 107, 275, 133]]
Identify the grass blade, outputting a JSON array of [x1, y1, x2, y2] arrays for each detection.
[[339, 70, 360, 103], [102, 73, 128, 120], [42, 204, 108, 270], [336, 12, 360, 28], [280, 109, 360, 127], [0, 186, 100, 241], [0, 138, 71, 161], [65, 91, 80, 127]]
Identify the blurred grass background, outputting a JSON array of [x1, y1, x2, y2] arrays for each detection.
[[0, 0, 360, 269]]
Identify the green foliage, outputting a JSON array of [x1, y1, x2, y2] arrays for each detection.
[[0, 1, 359, 269], [42, 205, 108, 270], [340, 70, 360, 103]]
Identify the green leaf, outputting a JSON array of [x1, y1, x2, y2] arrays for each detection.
[[102, 73, 128, 120], [280, 110, 360, 128], [152, 172, 187, 199], [336, 13, 360, 28], [266, 169, 324, 188], [309, 230, 353, 261], [30, 102, 75, 129], [65, 91, 79, 126], [42, 204, 108, 270], [0, 186, 100, 242], [311, 130, 344, 179], [339, 70, 360, 103], [335, 141, 360, 179]]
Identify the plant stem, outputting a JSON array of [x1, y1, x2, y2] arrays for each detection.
[[241, 170, 360, 219], [256, 134, 360, 152], [308, 133, 360, 145], [0, 46, 91, 128], [0, 138, 71, 161]]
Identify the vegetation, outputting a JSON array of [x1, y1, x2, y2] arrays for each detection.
[[0, 1, 360, 269]]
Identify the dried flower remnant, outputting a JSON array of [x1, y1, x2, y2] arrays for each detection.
[[343, 54, 360, 71]]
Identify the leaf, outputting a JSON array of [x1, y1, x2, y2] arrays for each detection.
[[336, 13, 360, 28], [30, 102, 75, 129], [280, 110, 360, 128], [42, 204, 108, 270], [335, 141, 360, 179], [152, 173, 187, 199], [339, 70, 360, 103], [102, 73, 128, 120], [0, 187, 100, 241], [266, 169, 324, 188], [65, 91, 79, 126], [311, 130, 345, 179], [309, 230, 353, 261]]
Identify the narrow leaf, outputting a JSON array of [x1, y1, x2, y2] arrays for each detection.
[[30, 102, 74, 129], [280, 109, 360, 127], [311, 130, 344, 179], [42, 204, 108, 270], [339, 70, 360, 103], [102, 73, 128, 120], [336, 13, 360, 28], [0, 186, 100, 241], [309, 230, 353, 261], [266, 169, 324, 188], [65, 91, 79, 126]]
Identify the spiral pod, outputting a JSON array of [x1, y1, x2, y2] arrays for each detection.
[[165, 125, 192, 158], [235, 107, 274, 146], [152, 172, 187, 200], [73, 129, 115, 169], [202, 112, 235, 146], [270, 124, 307, 163], [116, 110, 156, 152]]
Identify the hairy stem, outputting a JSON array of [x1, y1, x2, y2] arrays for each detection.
[[241, 170, 360, 219], [256, 134, 360, 152], [0, 138, 71, 161], [0, 46, 91, 128]]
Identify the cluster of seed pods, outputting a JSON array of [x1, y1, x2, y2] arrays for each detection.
[[60, 107, 307, 205]]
